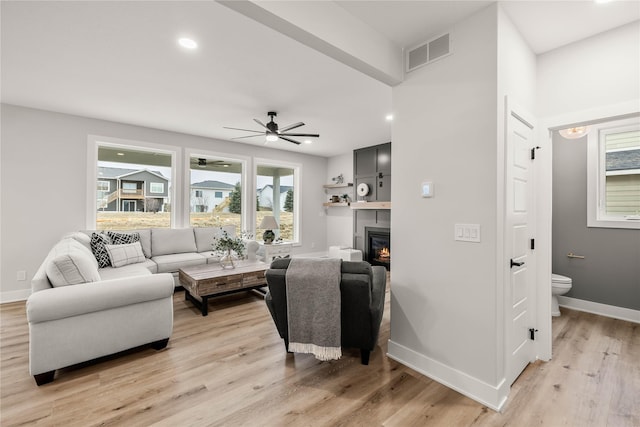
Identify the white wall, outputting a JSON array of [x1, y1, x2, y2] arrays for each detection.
[[388, 3, 537, 410], [537, 20, 640, 119], [325, 152, 354, 249], [389, 3, 502, 407], [0, 104, 328, 301]]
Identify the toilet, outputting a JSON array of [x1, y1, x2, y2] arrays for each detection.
[[551, 274, 572, 317]]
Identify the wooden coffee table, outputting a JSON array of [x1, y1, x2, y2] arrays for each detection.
[[179, 261, 269, 316]]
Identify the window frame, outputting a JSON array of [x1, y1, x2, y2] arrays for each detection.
[[587, 117, 640, 229], [149, 182, 164, 194], [254, 158, 301, 244], [87, 135, 181, 229], [184, 148, 250, 232], [97, 180, 110, 192]]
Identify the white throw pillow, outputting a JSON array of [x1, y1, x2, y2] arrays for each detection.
[[46, 249, 101, 287], [105, 241, 145, 268]]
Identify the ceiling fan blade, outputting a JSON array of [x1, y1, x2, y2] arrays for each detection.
[[278, 136, 302, 145], [223, 126, 263, 133], [279, 122, 304, 133], [280, 133, 320, 138], [231, 134, 263, 140], [253, 119, 269, 130]]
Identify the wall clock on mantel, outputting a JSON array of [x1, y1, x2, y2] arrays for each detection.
[[357, 183, 370, 198]]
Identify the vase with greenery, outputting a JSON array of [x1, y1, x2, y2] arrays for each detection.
[[212, 231, 246, 269]]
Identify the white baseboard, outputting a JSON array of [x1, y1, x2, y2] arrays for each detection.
[[558, 296, 640, 324], [1, 289, 30, 304], [387, 340, 508, 412]]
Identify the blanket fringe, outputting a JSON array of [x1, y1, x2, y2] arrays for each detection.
[[288, 342, 342, 361]]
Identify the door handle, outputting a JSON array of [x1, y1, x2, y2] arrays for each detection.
[[510, 259, 524, 268]]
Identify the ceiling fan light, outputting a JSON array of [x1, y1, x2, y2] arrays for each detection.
[[559, 126, 590, 139], [266, 133, 279, 142]]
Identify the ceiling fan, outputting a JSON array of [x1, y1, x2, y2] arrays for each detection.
[[224, 111, 320, 145], [191, 158, 231, 168]]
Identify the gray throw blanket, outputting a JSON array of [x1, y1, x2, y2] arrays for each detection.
[[285, 258, 342, 361]]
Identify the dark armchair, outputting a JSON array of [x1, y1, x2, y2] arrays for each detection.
[[264, 258, 386, 365]]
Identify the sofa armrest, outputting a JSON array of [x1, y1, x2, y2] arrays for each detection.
[[27, 273, 175, 324]]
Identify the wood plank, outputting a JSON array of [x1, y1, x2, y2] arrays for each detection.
[[1, 280, 638, 426]]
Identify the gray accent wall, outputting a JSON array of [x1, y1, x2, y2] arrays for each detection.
[[552, 132, 640, 310]]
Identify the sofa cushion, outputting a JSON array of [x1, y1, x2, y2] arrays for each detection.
[[99, 260, 156, 280], [46, 244, 101, 287], [105, 241, 146, 268], [62, 232, 93, 253], [151, 228, 197, 256], [152, 252, 207, 273], [90, 232, 112, 268], [194, 226, 235, 253], [129, 229, 151, 258], [107, 230, 140, 245]]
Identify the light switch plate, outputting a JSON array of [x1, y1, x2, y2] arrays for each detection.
[[421, 181, 434, 198], [454, 224, 481, 243]]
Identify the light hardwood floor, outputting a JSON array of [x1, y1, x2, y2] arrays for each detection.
[[1, 280, 638, 426]]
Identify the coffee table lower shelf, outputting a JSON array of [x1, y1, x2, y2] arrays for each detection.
[[183, 286, 266, 316], [179, 262, 269, 316]]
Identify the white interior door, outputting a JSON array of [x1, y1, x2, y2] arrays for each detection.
[[505, 104, 537, 385]]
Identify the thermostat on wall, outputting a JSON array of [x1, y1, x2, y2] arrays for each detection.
[[422, 181, 434, 198]]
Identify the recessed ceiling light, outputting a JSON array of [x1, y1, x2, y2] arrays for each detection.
[[594, 0, 612, 3], [304, 140, 313, 144], [117, 152, 125, 156], [178, 38, 198, 50], [385, 114, 394, 121]]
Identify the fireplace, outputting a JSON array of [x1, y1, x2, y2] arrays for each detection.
[[364, 226, 390, 270]]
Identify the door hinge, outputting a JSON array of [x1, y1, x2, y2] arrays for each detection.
[[530, 238, 535, 250], [531, 146, 541, 160], [529, 328, 539, 340]]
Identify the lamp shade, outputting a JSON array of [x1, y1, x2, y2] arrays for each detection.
[[259, 215, 279, 230]]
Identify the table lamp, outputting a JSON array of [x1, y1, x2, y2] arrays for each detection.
[[259, 215, 279, 244]]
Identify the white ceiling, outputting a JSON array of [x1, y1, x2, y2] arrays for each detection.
[[2, 1, 639, 158]]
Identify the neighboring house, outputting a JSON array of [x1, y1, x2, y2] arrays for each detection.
[[256, 185, 292, 211], [605, 141, 640, 216], [97, 167, 169, 212], [190, 180, 236, 212]]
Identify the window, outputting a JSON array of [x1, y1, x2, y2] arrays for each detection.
[[256, 161, 299, 243], [189, 154, 244, 232], [92, 141, 174, 230], [587, 116, 640, 229], [150, 182, 164, 193], [122, 182, 138, 194], [97, 181, 110, 192]]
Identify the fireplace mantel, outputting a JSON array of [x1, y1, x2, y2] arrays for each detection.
[[350, 201, 391, 210]]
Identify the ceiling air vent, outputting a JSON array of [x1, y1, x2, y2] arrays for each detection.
[[406, 33, 451, 72]]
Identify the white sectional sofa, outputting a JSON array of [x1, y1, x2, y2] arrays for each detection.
[[27, 226, 257, 385]]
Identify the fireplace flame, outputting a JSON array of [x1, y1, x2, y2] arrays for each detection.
[[378, 247, 390, 260]]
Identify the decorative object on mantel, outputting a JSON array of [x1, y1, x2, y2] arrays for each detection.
[[259, 215, 279, 244], [357, 182, 370, 201], [212, 231, 246, 269], [331, 173, 344, 184]]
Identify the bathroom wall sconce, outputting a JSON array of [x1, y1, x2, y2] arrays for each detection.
[[559, 126, 590, 139]]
